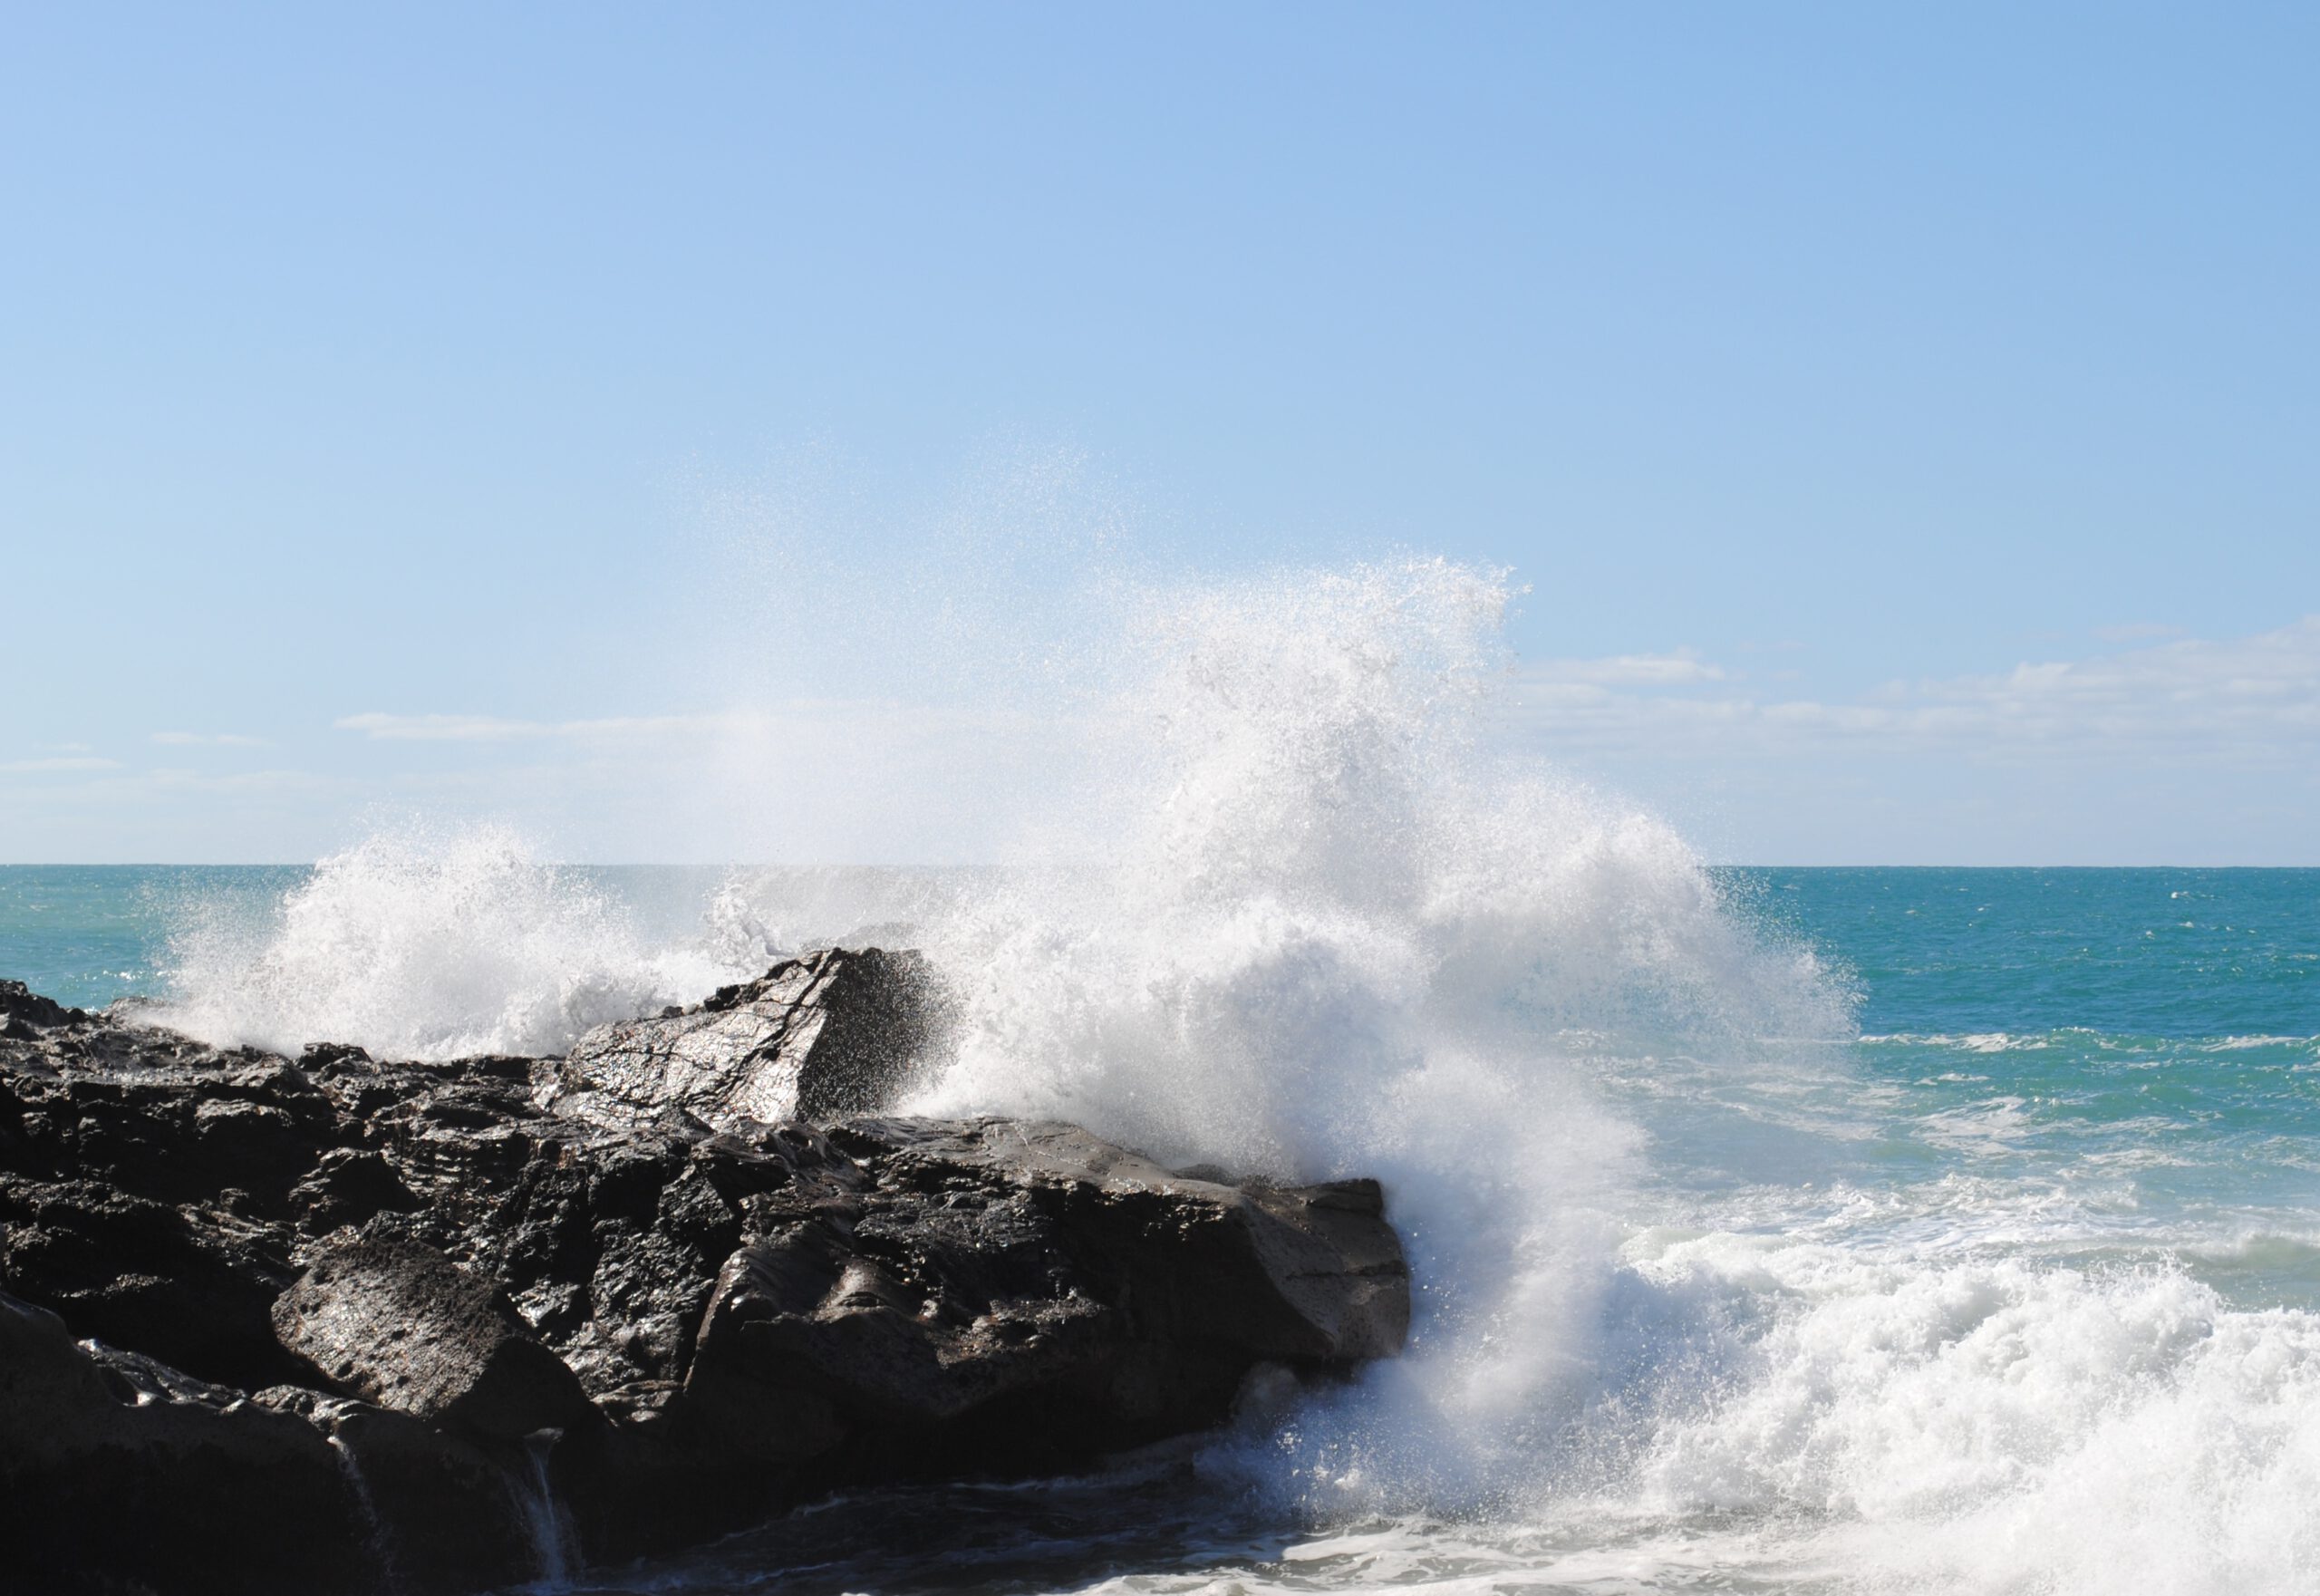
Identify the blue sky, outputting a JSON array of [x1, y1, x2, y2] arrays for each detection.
[[5, 3, 2315, 864]]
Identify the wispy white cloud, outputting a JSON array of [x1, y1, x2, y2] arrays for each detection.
[[327, 696, 1049, 772], [1508, 617, 2320, 764], [151, 731, 267, 747], [1527, 649, 1729, 686], [138, 768, 340, 794], [331, 704, 993, 745], [336, 712, 556, 742], [333, 711, 734, 742], [2, 764, 341, 797], [0, 755, 123, 773]]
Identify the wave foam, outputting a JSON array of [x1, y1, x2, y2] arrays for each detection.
[[155, 827, 743, 1059], [1637, 1239, 2320, 1592], [904, 559, 1848, 1511]]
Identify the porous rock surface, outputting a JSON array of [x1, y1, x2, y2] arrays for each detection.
[[0, 968, 1408, 1594], [537, 947, 951, 1134], [272, 1233, 600, 1439]]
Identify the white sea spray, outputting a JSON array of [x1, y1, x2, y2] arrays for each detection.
[[154, 826, 743, 1060], [147, 553, 2320, 1593]]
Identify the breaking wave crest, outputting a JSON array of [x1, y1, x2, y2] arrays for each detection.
[[1620, 1242, 2320, 1592], [901, 560, 1851, 1518], [155, 827, 740, 1060], [898, 558, 2320, 1591]]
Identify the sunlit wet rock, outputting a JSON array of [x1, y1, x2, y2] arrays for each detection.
[[0, 963, 1410, 1594], [536, 947, 952, 1133]]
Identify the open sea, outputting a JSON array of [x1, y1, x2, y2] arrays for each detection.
[[4, 860, 2316, 1595]]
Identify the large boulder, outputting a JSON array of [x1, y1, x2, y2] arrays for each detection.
[[536, 948, 949, 1134], [0, 1288, 367, 1595], [272, 1233, 598, 1441], [682, 1117, 1409, 1483], [0, 1176, 326, 1391], [0, 978, 80, 1037]]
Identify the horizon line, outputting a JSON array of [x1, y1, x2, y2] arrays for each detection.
[[5, 861, 2319, 873]]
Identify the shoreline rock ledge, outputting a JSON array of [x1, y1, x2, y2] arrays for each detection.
[[0, 959, 1410, 1595]]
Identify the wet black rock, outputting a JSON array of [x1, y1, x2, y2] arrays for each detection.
[[0, 957, 1408, 1594], [684, 1117, 1409, 1488], [273, 1233, 601, 1440], [538, 947, 952, 1133], [1, 977, 81, 1037], [0, 1287, 368, 1596]]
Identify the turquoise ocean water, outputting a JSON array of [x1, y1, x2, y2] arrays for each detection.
[[1725, 867, 2320, 1312]]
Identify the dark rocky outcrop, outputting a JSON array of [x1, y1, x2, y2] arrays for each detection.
[[273, 1233, 601, 1440], [0, 1289, 370, 1595], [538, 948, 952, 1134], [1, 976, 82, 1035], [0, 956, 1408, 1595], [680, 1117, 1408, 1491]]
